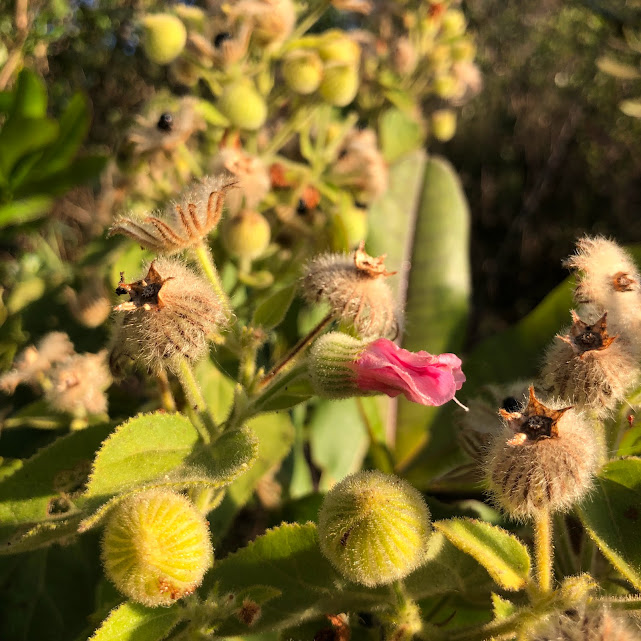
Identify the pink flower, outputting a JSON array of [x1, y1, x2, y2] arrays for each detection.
[[350, 338, 465, 406]]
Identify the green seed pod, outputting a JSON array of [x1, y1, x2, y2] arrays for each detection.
[[441, 9, 467, 38], [101, 489, 213, 607], [319, 64, 359, 107], [317, 30, 361, 65], [282, 50, 324, 95], [434, 74, 459, 100], [318, 471, 431, 587], [219, 81, 267, 131], [222, 209, 271, 260], [431, 109, 457, 142], [141, 14, 187, 65], [331, 205, 368, 251]]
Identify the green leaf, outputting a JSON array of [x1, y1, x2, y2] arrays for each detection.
[[0, 117, 59, 179], [0, 423, 113, 548], [618, 425, 641, 457], [578, 457, 641, 590], [434, 518, 531, 591], [492, 593, 517, 620], [89, 602, 183, 641], [379, 107, 423, 163], [0, 195, 53, 228], [194, 358, 235, 423], [10, 69, 47, 119], [252, 284, 297, 330]]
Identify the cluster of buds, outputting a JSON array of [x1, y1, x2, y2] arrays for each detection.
[[0, 332, 111, 418]]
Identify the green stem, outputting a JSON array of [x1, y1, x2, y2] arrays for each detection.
[[534, 508, 554, 594], [192, 243, 232, 320], [288, 0, 331, 41], [177, 358, 218, 442], [157, 370, 177, 412], [597, 595, 641, 610], [244, 365, 308, 420], [579, 532, 596, 574]]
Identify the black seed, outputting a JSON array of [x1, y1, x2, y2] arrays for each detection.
[[501, 396, 521, 412], [296, 198, 307, 215], [214, 32, 233, 48], [157, 112, 173, 132], [521, 415, 554, 440], [575, 329, 602, 350], [141, 282, 163, 301]]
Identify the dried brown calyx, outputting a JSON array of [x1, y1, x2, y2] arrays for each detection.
[[353, 241, 397, 278], [114, 262, 171, 312], [499, 387, 572, 445], [612, 270, 636, 293], [558, 311, 617, 357]]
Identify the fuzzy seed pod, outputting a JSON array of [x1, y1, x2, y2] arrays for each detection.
[[222, 209, 271, 261], [539, 311, 640, 416], [318, 471, 431, 587], [282, 50, 324, 94], [301, 242, 398, 339], [101, 489, 213, 607], [218, 81, 267, 131], [531, 607, 641, 641], [431, 109, 457, 142], [109, 259, 228, 376], [109, 176, 232, 254], [319, 63, 359, 107], [565, 236, 641, 341], [45, 351, 112, 415], [0, 332, 75, 394], [141, 14, 187, 65], [486, 387, 600, 519], [247, 0, 296, 46]]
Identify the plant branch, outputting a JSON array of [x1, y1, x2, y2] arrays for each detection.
[[534, 508, 554, 594]]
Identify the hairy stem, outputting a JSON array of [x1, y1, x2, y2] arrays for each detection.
[[534, 508, 554, 594], [157, 369, 177, 412], [177, 358, 218, 442], [192, 242, 232, 320]]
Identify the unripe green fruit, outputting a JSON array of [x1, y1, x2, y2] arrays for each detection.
[[318, 471, 431, 587], [141, 14, 187, 65], [431, 109, 457, 142], [331, 206, 368, 251], [282, 50, 324, 95], [434, 75, 459, 100], [451, 39, 476, 62], [441, 9, 467, 37], [101, 489, 213, 607], [319, 64, 359, 107], [317, 30, 360, 65], [222, 209, 271, 260], [219, 81, 267, 131]]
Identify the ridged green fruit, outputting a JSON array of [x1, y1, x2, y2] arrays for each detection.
[[319, 64, 359, 107], [101, 489, 213, 606], [318, 471, 431, 587], [219, 81, 267, 131], [282, 50, 324, 95], [141, 14, 187, 65]]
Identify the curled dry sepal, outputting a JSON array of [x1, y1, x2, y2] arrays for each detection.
[[309, 331, 465, 407]]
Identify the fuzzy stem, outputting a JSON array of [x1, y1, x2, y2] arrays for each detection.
[[534, 508, 554, 594], [257, 312, 334, 389], [243, 365, 308, 421], [177, 358, 218, 442], [192, 242, 232, 320], [597, 595, 641, 610], [156, 369, 177, 412]]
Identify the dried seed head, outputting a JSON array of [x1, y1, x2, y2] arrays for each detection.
[[486, 387, 600, 519], [101, 489, 213, 607], [222, 209, 271, 260], [301, 242, 399, 339], [565, 236, 641, 340], [246, 0, 296, 45], [532, 607, 640, 641], [45, 351, 112, 415], [318, 471, 431, 587], [109, 176, 233, 254], [109, 259, 228, 376], [540, 311, 640, 416], [211, 147, 271, 214], [0, 332, 75, 394], [330, 129, 388, 204]]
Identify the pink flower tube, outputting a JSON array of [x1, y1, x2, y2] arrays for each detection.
[[350, 338, 465, 406]]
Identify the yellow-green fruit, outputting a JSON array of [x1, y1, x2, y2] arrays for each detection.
[[451, 39, 476, 62], [282, 50, 324, 95], [317, 30, 360, 65], [441, 9, 467, 37], [331, 206, 368, 250], [318, 471, 431, 587], [141, 14, 187, 65], [434, 74, 459, 99], [219, 81, 267, 131], [431, 109, 457, 142], [222, 209, 271, 260], [101, 489, 213, 607], [319, 64, 359, 107]]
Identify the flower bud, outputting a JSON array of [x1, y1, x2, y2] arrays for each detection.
[[319, 64, 359, 107], [318, 471, 431, 587], [431, 109, 457, 142], [218, 81, 267, 131], [486, 387, 600, 519], [282, 50, 324, 95], [109, 259, 228, 376], [301, 243, 398, 339], [101, 489, 213, 606], [540, 311, 640, 416], [141, 14, 187, 65], [222, 209, 271, 261]]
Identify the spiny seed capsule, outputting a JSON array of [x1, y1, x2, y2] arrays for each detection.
[[486, 387, 600, 519], [301, 242, 399, 339], [532, 607, 640, 641], [318, 471, 431, 587], [101, 489, 213, 607], [141, 14, 187, 65], [109, 259, 228, 376], [540, 311, 640, 416]]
